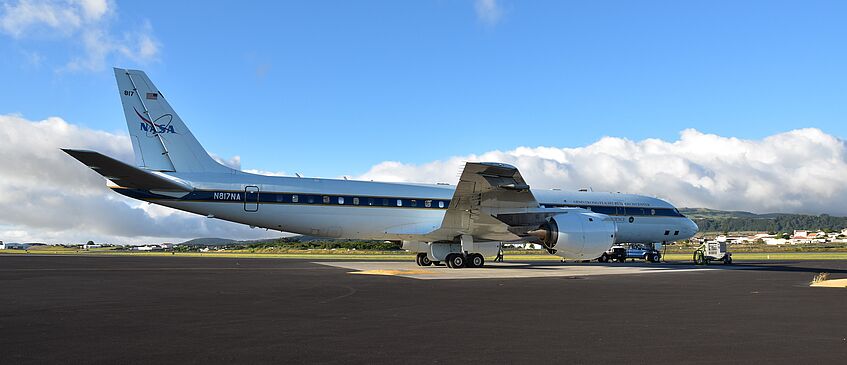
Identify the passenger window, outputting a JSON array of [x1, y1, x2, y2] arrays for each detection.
[[323, 196, 330, 204], [367, 198, 374, 206], [292, 195, 298, 203], [382, 198, 390, 206], [410, 199, 417, 207], [338, 197, 344, 205], [353, 197, 359, 205], [396, 199, 402, 207], [307, 196, 315, 204], [439, 201, 445, 208], [651, 209, 656, 215], [425, 200, 432, 208]]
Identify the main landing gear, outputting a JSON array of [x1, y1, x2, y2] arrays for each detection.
[[415, 252, 433, 266], [416, 252, 484, 269]]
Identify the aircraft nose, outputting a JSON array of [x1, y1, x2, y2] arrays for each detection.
[[683, 218, 699, 238]]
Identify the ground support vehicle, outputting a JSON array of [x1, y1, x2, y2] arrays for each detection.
[[693, 241, 732, 265], [598, 243, 662, 263]]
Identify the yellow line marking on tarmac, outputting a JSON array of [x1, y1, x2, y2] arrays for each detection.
[[810, 278, 847, 288], [349, 269, 440, 276]]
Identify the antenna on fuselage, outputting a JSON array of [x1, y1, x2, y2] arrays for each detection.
[[295, 173, 302, 178]]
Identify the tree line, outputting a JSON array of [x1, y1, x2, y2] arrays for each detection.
[[693, 214, 847, 233]]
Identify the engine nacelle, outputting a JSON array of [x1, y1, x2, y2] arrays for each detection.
[[529, 212, 617, 260]]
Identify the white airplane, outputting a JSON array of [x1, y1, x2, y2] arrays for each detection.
[[64, 68, 698, 268]]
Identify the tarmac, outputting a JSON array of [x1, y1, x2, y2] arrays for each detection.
[[1, 255, 846, 364]]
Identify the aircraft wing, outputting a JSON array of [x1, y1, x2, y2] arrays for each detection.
[[62, 149, 193, 191], [432, 162, 542, 241]]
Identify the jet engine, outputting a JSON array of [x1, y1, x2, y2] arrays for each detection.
[[528, 212, 617, 259]]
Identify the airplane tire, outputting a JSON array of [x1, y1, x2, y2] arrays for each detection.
[[419, 253, 432, 266], [446, 254, 465, 269], [468, 254, 484, 268], [598, 254, 608, 263], [652, 253, 661, 263], [415, 253, 423, 266]]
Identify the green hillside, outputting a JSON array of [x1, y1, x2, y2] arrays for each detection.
[[679, 208, 847, 233]]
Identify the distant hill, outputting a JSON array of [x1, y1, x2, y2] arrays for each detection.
[[178, 238, 239, 246], [679, 208, 847, 233]]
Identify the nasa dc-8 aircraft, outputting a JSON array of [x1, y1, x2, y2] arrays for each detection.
[[64, 68, 698, 268]]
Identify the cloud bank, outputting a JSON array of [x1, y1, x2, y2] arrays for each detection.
[[357, 128, 847, 216], [0, 0, 160, 71], [0, 114, 281, 244]]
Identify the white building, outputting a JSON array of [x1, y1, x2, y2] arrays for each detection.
[[763, 238, 790, 245]]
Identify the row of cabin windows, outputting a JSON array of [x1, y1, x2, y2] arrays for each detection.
[[543, 204, 685, 217], [260, 193, 447, 208]]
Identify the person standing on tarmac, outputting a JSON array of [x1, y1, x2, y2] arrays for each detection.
[[494, 244, 504, 262]]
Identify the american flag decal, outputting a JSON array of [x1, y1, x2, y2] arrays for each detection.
[[146, 92, 158, 100]]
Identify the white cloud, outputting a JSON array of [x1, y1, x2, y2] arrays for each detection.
[[0, 0, 159, 71], [0, 114, 281, 244], [211, 153, 241, 170], [243, 169, 288, 177], [356, 128, 847, 216], [474, 0, 502, 26]]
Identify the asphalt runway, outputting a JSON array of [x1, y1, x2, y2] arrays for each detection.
[[1, 255, 846, 364]]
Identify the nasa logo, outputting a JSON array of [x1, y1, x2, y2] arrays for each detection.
[[628, 216, 635, 223], [134, 107, 175, 136], [140, 122, 175, 134]]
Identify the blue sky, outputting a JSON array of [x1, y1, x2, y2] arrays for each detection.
[[2, 0, 846, 177]]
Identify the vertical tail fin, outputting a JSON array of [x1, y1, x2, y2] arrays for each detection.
[[114, 68, 232, 173]]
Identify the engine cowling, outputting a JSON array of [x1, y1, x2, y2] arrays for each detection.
[[529, 212, 617, 260]]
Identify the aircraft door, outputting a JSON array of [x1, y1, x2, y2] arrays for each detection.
[[244, 186, 259, 212]]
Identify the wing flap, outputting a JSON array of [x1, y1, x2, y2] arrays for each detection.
[[432, 162, 541, 241]]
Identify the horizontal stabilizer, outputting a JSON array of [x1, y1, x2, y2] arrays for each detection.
[[62, 149, 193, 191]]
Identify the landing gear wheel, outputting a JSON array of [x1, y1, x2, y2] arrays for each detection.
[[651, 253, 661, 263], [616, 256, 627, 263], [446, 253, 465, 269], [598, 253, 609, 263], [723, 256, 732, 265], [417, 253, 432, 266], [467, 253, 484, 268]]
